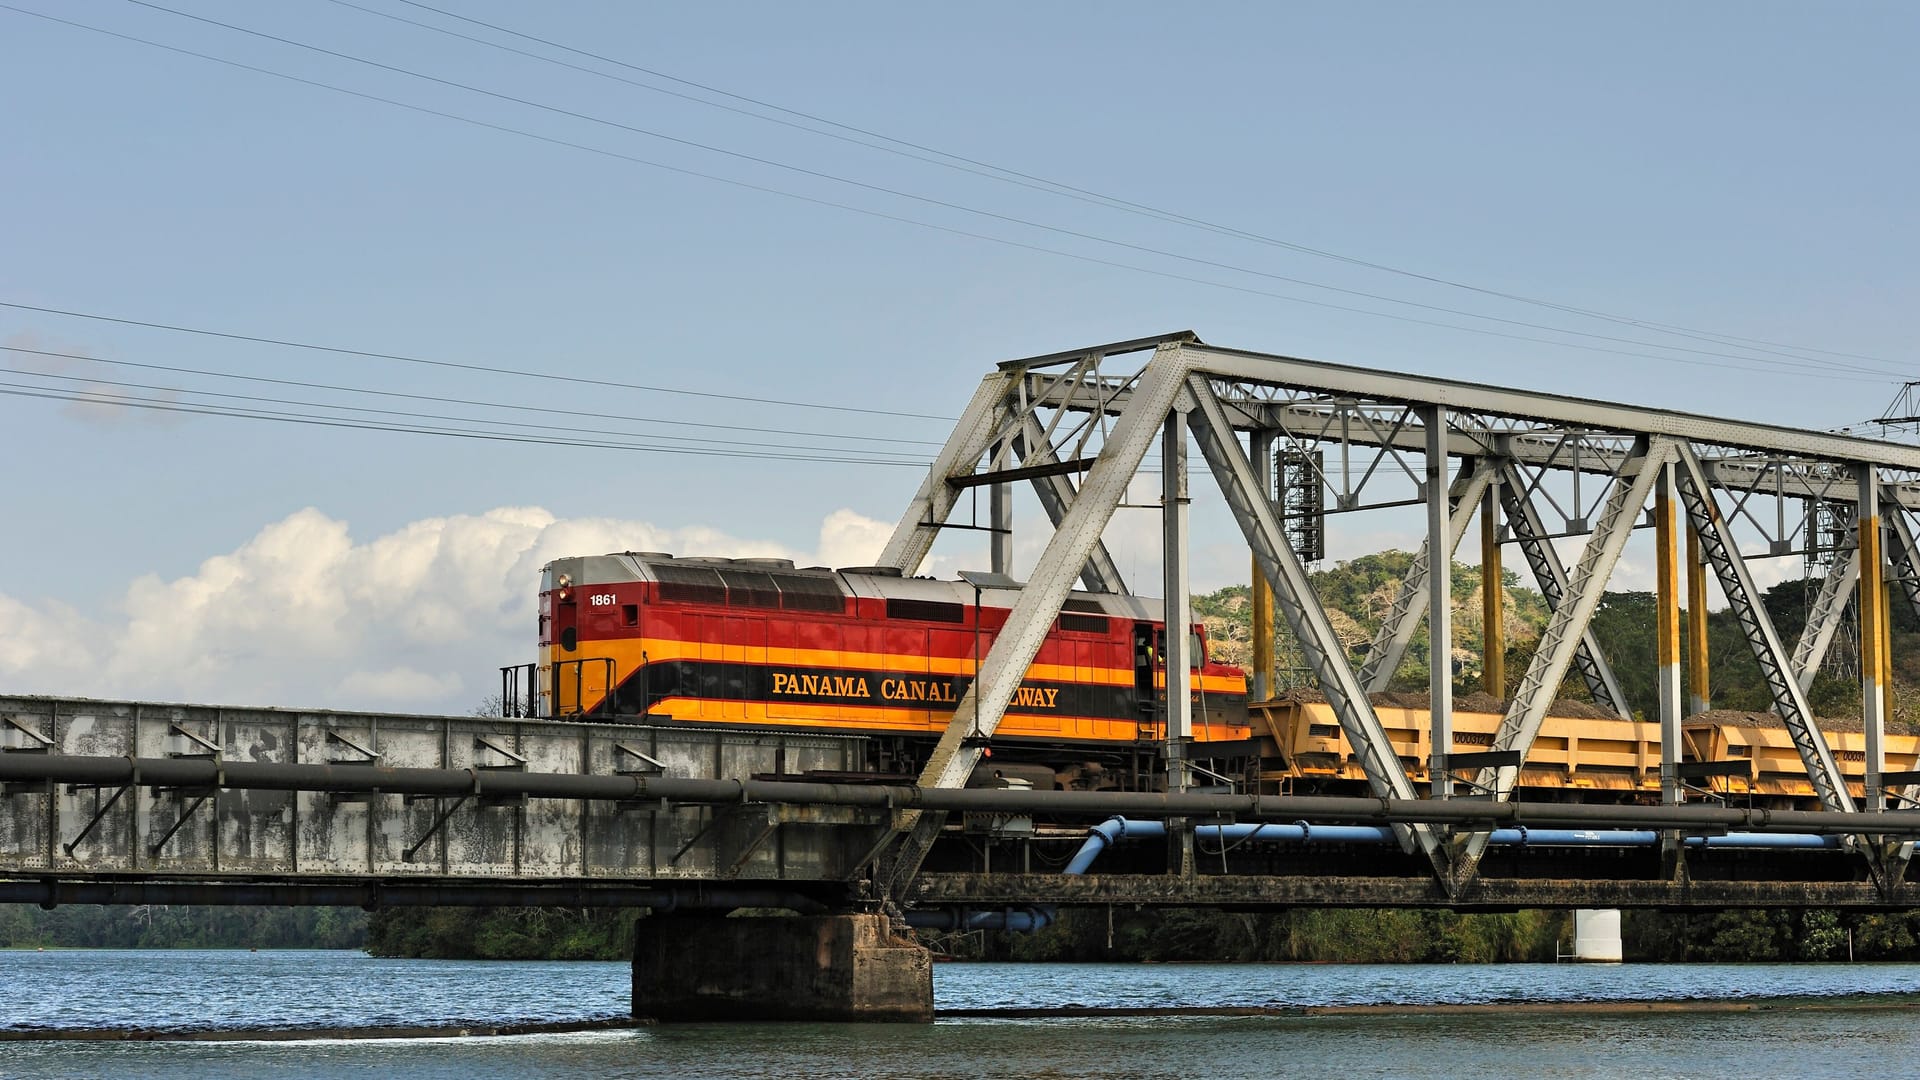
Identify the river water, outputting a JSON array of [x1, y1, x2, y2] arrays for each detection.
[[4, 950, 1920, 1078]]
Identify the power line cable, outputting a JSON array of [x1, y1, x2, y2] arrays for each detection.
[[0, 6, 1893, 385], [1, 362, 930, 460], [112, 0, 1893, 380], [0, 342, 946, 448], [0, 380, 932, 466], [371, 0, 1904, 371], [0, 297, 948, 422]]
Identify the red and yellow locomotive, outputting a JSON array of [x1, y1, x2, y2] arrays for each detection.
[[529, 552, 1250, 785]]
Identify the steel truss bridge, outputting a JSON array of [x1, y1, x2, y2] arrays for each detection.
[[8, 333, 1920, 914]]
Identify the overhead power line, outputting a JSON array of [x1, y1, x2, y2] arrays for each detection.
[[0, 341, 946, 449], [0, 298, 951, 421], [0, 379, 932, 467], [365, 0, 1899, 371], [0, 4, 1896, 387], [108, 0, 1895, 381], [0, 357, 930, 461]]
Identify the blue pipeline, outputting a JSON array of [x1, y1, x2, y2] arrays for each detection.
[[1062, 817, 1167, 874], [917, 819, 1840, 930], [1689, 832, 1842, 850], [904, 907, 1054, 932], [1065, 817, 1845, 874], [1491, 827, 1839, 849]]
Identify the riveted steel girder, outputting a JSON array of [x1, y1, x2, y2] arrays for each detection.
[[1183, 374, 1444, 870], [1446, 440, 1678, 886], [1497, 463, 1631, 717], [1675, 445, 1854, 813], [1022, 363, 1920, 512], [893, 335, 1911, 897], [1177, 345, 1920, 471], [1357, 464, 1495, 692], [881, 344, 1198, 895], [1478, 440, 1678, 798]]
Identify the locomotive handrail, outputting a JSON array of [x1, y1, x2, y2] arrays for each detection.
[[497, 663, 538, 718], [552, 657, 618, 717]]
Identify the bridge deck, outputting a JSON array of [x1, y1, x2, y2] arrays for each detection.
[[0, 694, 877, 888]]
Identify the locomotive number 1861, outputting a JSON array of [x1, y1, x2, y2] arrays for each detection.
[[588, 593, 617, 607]]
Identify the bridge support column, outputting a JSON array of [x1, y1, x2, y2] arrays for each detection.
[[1571, 909, 1624, 963], [632, 914, 933, 1023]]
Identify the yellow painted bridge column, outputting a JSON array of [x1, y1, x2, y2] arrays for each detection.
[[1250, 430, 1276, 701], [1481, 479, 1504, 698], [1655, 461, 1683, 805], [1252, 557, 1274, 700], [1686, 520, 1711, 717], [1859, 468, 1889, 810]]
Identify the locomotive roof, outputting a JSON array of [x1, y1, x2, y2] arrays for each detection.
[[542, 551, 1165, 619]]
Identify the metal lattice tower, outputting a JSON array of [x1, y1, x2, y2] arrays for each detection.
[[1278, 448, 1326, 564]]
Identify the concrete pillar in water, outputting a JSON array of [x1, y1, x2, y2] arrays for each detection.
[[633, 913, 933, 1022], [1571, 908, 1624, 963]]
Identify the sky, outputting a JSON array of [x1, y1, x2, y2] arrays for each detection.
[[1, 1, 1914, 714]]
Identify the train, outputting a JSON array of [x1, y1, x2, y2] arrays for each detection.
[[1254, 697, 1920, 807], [519, 551, 1253, 790], [512, 550, 1913, 805]]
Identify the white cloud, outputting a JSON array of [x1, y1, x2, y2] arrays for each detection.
[[337, 666, 466, 704], [0, 505, 890, 715], [815, 508, 893, 569]]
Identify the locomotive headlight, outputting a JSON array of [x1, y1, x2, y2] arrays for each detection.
[[556, 573, 572, 588]]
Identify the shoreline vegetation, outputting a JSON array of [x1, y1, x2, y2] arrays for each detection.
[[6, 552, 1920, 963], [11, 905, 1920, 965]]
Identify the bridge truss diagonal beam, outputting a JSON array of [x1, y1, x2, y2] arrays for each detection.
[[880, 372, 1018, 575], [1875, 496, 1920, 872], [1496, 462, 1630, 717], [1793, 544, 1861, 693], [1675, 445, 1854, 813], [1478, 439, 1677, 795], [1450, 439, 1677, 885], [1183, 375, 1443, 869], [879, 344, 1197, 897], [1357, 462, 1495, 694], [1015, 412, 1127, 594], [1881, 496, 1920, 632]]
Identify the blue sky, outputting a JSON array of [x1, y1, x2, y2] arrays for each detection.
[[1, 2, 1913, 711]]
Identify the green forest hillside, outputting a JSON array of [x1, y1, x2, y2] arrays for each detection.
[[1196, 549, 1920, 727]]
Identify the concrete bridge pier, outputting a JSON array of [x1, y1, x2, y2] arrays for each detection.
[[1571, 908, 1624, 962], [632, 913, 933, 1022]]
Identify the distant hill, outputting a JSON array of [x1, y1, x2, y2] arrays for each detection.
[[1194, 549, 1920, 729]]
